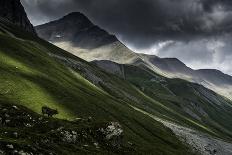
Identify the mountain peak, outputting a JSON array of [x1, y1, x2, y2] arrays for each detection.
[[64, 12, 87, 18], [61, 12, 93, 25], [0, 0, 36, 34], [36, 12, 118, 49]]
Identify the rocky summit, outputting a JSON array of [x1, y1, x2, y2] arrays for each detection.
[[36, 12, 117, 49], [0, 0, 35, 34]]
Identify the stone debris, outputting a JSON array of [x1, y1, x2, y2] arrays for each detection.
[[61, 130, 78, 143], [6, 144, 14, 149], [105, 122, 123, 140], [99, 122, 124, 148], [0, 104, 130, 154]]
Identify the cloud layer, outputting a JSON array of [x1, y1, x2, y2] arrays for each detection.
[[21, 0, 232, 75]]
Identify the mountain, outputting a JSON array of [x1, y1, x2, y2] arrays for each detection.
[[36, 12, 117, 49], [196, 69, 232, 85], [144, 55, 232, 100], [0, 0, 35, 34], [36, 12, 232, 100], [0, 14, 199, 154], [1, 4, 232, 154], [92, 60, 232, 151], [36, 12, 139, 64]]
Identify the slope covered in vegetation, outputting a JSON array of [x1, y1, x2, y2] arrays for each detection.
[[0, 18, 197, 154]]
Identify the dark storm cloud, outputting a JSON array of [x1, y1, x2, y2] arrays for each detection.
[[21, 0, 232, 75], [21, 0, 232, 47]]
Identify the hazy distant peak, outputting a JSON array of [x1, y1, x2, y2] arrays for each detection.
[[197, 69, 224, 74]]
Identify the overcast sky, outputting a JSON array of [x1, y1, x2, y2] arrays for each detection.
[[21, 0, 232, 75]]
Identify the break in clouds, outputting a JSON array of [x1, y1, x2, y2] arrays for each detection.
[[21, 0, 232, 75]]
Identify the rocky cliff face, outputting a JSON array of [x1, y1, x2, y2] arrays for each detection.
[[0, 0, 35, 34]]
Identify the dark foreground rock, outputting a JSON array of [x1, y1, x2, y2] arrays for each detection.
[[0, 0, 36, 34], [0, 103, 136, 155]]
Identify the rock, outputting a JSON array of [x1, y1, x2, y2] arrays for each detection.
[[12, 106, 19, 110], [2, 108, 7, 112], [94, 142, 100, 149], [18, 150, 31, 155], [61, 130, 78, 143], [87, 116, 93, 122], [0, 0, 36, 34], [105, 122, 123, 140], [5, 114, 10, 118], [72, 131, 77, 135], [56, 127, 64, 131], [99, 122, 124, 148], [6, 144, 14, 149], [25, 123, 32, 127], [13, 132, 18, 138], [12, 150, 18, 154], [73, 118, 81, 122]]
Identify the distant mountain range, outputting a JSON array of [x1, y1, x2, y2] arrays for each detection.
[[36, 12, 232, 100]]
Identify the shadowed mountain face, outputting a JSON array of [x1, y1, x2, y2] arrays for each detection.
[[196, 69, 232, 86], [146, 55, 193, 75], [0, 0, 35, 34], [36, 12, 232, 100], [36, 12, 117, 49], [146, 55, 232, 85]]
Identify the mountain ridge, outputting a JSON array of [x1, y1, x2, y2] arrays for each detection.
[[35, 12, 232, 100]]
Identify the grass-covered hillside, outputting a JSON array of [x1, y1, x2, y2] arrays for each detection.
[[0, 18, 199, 154], [92, 60, 232, 153]]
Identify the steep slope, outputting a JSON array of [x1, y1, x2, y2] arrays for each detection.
[[36, 12, 139, 64], [0, 0, 35, 34], [1, 10, 232, 154], [36, 12, 232, 100], [93, 60, 232, 138], [92, 60, 232, 154], [0, 18, 197, 154]]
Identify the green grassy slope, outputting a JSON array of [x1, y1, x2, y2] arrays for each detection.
[[93, 60, 232, 141], [0, 19, 196, 154]]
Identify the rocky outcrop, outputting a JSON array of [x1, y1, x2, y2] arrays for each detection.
[[0, 103, 132, 154], [0, 0, 36, 34]]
